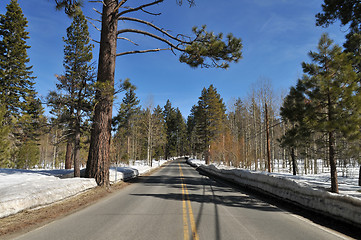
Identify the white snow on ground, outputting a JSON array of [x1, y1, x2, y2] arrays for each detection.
[[187, 159, 361, 198], [0, 159, 168, 218], [187, 158, 361, 226]]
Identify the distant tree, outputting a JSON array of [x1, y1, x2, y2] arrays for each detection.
[[113, 84, 140, 161], [151, 105, 166, 160], [193, 85, 226, 164], [163, 100, 178, 159], [56, 0, 243, 186], [48, 10, 95, 176], [280, 82, 312, 175]]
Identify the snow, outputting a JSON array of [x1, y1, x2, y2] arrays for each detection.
[[0, 159, 168, 218], [187, 158, 361, 226]]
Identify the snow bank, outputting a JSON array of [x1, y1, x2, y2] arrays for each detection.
[[0, 169, 97, 218], [188, 159, 361, 227], [0, 159, 168, 218]]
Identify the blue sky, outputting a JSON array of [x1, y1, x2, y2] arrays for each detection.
[[0, 0, 347, 117]]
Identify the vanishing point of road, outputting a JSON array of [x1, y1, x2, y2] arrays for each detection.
[[14, 159, 354, 240]]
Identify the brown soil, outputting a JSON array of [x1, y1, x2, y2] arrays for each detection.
[[0, 164, 166, 240]]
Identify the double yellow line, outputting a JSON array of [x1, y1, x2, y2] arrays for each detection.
[[178, 163, 199, 240]]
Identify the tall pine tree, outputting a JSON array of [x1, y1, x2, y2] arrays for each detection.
[[284, 34, 360, 193], [48, 9, 95, 176], [0, 0, 43, 169], [0, 0, 37, 121]]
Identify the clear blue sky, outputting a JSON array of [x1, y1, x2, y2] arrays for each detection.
[[0, 0, 346, 117]]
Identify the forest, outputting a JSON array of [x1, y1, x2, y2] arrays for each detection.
[[1, 0, 361, 193]]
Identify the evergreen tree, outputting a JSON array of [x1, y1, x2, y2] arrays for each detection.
[[113, 85, 140, 161], [0, 0, 44, 169], [163, 100, 178, 159], [280, 82, 312, 175], [287, 34, 360, 193], [151, 105, 166, 160], [0, 104, 11, 168], [0, 0, 37, 121], [193, 85, 226, 163], [47, 10, 95, 176]]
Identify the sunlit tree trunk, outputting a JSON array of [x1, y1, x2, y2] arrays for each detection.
[[85, 0, 118, 187]]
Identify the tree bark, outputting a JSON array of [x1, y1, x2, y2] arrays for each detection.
[[65, 140, 72, 169], [74, 120, 81, 177], [329, 131, 338, 193], [291, 147, 297, 176], [85, 0, 118, 187], [265, 103, 271, 172]]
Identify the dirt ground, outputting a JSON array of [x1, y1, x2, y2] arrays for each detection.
[[0, 166, 163, 239]]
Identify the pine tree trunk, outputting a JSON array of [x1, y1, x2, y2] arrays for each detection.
[[85, 0, 118, 187], [65, 140, 72, 169], [329, 131, 338, 193], [291, 147, 297, 176], [74, 121, 81, 177]]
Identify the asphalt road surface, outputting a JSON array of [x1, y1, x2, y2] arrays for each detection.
[[14, 159, 353, 240]]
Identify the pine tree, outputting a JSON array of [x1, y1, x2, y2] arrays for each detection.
[[48, 10, 95, 176], [0, 0, 44, 169], [113, 86, 140, 162], [151, 105, 166, 160], [0, 104, 11, 168], [280, 82, 312, 175], [193, 85, 226, 164], [287, 34, 360, 193], [0, 0, 37, 121], [163, 100, 177, 160]]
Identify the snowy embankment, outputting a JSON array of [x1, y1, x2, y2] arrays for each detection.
[[0, 160, 167, 218], [187, 159, 361, 227]]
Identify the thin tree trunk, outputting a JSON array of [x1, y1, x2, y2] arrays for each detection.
[[329, 131, 338, 193], [65, 140, 72, 169], [265, 103, 271, 172], [291, 147, 297, 175], [358, 165, 361, 186], [74, 121, 81, 177], [85, 0, 118, 187]]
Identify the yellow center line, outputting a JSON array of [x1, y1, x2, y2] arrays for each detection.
[[181, 176, 190, 240], [179, 163, 199, 240]]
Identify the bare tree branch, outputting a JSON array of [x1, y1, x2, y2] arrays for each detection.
[[118, 17, 191, 44], [86, 16, 101, 23], [117, 36, 139, 46], [117, 48, 170, 56], [92, 7, 102, 15], [88, 0, 106, 6], [88, 19, 101, 31], [90, 37, 100, 44], [117, 28, 185, 51], [117, 0, 164, 18], [113, 0, 128, 14]]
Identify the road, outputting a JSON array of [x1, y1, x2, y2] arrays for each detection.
[[14, 159, 352, 240]]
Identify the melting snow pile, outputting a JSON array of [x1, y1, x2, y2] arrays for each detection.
[[0, 159, 168, 218]]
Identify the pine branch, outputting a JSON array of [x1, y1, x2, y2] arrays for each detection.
[[117, 29, 185, 51], [118, 17, 191, 44], [117, 48, 170, 56], [117, 0, 164, 18]]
